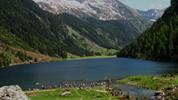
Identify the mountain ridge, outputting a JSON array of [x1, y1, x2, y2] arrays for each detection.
[[0, 0, 151, 67], [0, 0, 151, 56], [33, 0, 164, 21]]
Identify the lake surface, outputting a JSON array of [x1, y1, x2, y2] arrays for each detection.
[[0, 57, 178, 89]]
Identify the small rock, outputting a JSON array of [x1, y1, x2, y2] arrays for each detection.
[[154, 90, 165, 100], [61, 91, 71, 96]]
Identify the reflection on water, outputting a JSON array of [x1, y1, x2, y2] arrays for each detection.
[[0, 58, 178, 89]]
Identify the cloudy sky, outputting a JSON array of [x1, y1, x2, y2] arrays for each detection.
[[120, 0, 170, 11]]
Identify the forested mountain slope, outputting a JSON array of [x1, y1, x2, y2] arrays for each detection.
[[0, 26, 50, 67], [118, 0, 178, 61], [0, 0, 151, 57]]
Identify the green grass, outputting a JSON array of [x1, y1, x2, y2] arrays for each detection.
[[27, 88, 118, 100], [52, 55, 116, 62], [117, 74, 178, 90], [66, 55, 116, 60]]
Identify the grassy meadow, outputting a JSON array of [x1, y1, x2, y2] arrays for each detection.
[[26, 88, 118, 100], [117, 74, 178, 90]]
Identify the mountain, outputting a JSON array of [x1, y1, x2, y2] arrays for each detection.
[[138, 9, 165, 21], [33, 0, 153, 48], [0, 0, 151, 55], [34, 0, 164, 21], [118, 0, 178, 61], [33, 0, 140, 20], [0, 0, 152, 67]]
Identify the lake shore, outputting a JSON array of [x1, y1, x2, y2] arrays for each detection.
[[25, 81, 145, 100], [26, 86, 119, 100], [117, 74, 178, 99], [27, 74, 178, 100], [6, 55, 115, 68], [52, 55, 116, 61], [117, 74, 178, 90]]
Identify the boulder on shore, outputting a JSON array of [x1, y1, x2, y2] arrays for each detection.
[[0, 85, 30, 100]]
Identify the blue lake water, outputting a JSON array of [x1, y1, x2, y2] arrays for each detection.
[[0, 57, 178, 89]]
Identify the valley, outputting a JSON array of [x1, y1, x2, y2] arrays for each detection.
[[1, 0, 178, 99], [0, 0, 156, 67]]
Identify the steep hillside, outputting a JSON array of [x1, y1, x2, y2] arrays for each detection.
[[0, 0, 103, 57], [118, 0, 178, 61], [0, 0, 151, 58], [0, 44, 51, 68], [0, 26, 50, 67], [33, 0, 151, 48]]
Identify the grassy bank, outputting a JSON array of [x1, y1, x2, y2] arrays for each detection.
[[0, 42, 116, 68], [1, 54, 115, 68], [26, 87, 118, 100], [117, 74, 178, 90], [52, 55, 116, 62], [0, 44, 51, 68]]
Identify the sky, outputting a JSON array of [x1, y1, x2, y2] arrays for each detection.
[[120, 0, 170, 11]]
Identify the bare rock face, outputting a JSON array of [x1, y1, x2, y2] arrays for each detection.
[[33, 0, 164, 21], [33, 0, 139, 20], [0, 85, 30, 100]]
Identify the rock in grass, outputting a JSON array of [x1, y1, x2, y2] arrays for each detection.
[[61, 91, 71, 96], [0, 85, 30, 100]]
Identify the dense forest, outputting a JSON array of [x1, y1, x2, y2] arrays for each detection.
[[118, 0, 178, 61]]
